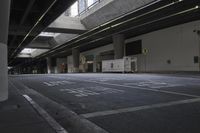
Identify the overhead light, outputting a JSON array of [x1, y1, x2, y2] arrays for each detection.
[[8, 67, 13, 70], [39, 32, 57, 37], [20, 48, 36, 54], [18, 48, 49, 58], [195, 5, 199, 9]]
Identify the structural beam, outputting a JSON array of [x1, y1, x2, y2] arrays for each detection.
[[113, 34, 125, 59], [47, 57, 53, 74], [9, 26, 87, 36], [45, 27, 87, 34], [72, 48, 80, 73]]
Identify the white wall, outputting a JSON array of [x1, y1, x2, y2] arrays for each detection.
[[67, 44, 114, 72], [78, 20, 200, 72], [81, 44, 114, 72], [127, 20, 200, 72]]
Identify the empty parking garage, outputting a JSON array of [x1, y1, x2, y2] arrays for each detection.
[[1, 0, 200, 133]]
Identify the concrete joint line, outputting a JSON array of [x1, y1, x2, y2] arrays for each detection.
[[81, 98, 200, 118], [23, 94, 68, 133]]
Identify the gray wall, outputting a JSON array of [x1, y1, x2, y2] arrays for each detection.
[[128, 20, 200, 72]]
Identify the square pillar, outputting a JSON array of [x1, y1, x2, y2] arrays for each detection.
[[0, 0, 11, 102], [113, 34, 125, 59], [72, 48, 80, 73]]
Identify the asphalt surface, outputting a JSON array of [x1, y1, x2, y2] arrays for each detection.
[[7, 73, 200, 133], [0, 81, 56, 133]]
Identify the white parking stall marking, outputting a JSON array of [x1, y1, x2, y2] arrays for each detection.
[[124, 81, 182, 89], [43, 81, 75, 87], [44, 76, 198, 98], [60, 86, 124, 97], [23, 95, 68, 133], [43, 82, 54, 87], [79, 80, 200, 98], [81, 98, 200, 118]]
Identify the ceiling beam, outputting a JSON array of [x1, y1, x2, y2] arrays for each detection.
[[45, 27, 87, 34], [9, 25, 87, 36]]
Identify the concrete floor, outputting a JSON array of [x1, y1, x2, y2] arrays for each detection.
[[1, 73, 200, 133]]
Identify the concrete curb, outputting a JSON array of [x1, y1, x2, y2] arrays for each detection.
[[11, 80, 109, 133]]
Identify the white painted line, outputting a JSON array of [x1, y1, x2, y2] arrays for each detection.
[[60, 86, 124, 97], [23, 95, 68, 133], [12, 81, 110, 133], [28, 75, 200, 98], [81, 98, 200, 118], [45, 76, 200, 98], [81, 80, 200, 98]]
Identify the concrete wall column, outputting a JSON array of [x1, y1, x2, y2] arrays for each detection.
[[113, 34, 125, 59], [72, 48, 80, 73], [198, 32, 200, 71], [0, 0, 11, 102], [47, 57, 53, 74], [93, 55, 97, 73]]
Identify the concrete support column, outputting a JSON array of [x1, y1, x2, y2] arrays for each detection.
[[113, 34, 125, 59], [47, 57, 53, 74], [72, 48, 80, 73], [0, 0, 11, 102], [93, 55, 97, 73], [198, 32, 200, 71]]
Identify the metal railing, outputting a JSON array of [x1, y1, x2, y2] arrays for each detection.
[[65, 0, 103, 17], [79, 0, 101, 15]]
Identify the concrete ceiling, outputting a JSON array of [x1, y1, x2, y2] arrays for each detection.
[[10, 0, 200, 67], [37, 0, 200, 59], [8, 0, 77, 65]]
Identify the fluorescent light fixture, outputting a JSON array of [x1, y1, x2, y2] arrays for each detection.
[[39, 32, 56, 37], [18, 48, 49, 58], [70, 1, 78, 17], [20, 48, 36, 54], [8, 67, 13, 70]]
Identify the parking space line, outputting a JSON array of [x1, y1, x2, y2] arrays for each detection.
[[81, 98, 200, 118], [19, 75, 200, 98], [10, 80, 110, 133], [23, 95, 68, 133], [80, 80, 200, 98], [42, 76, 200, 98]]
